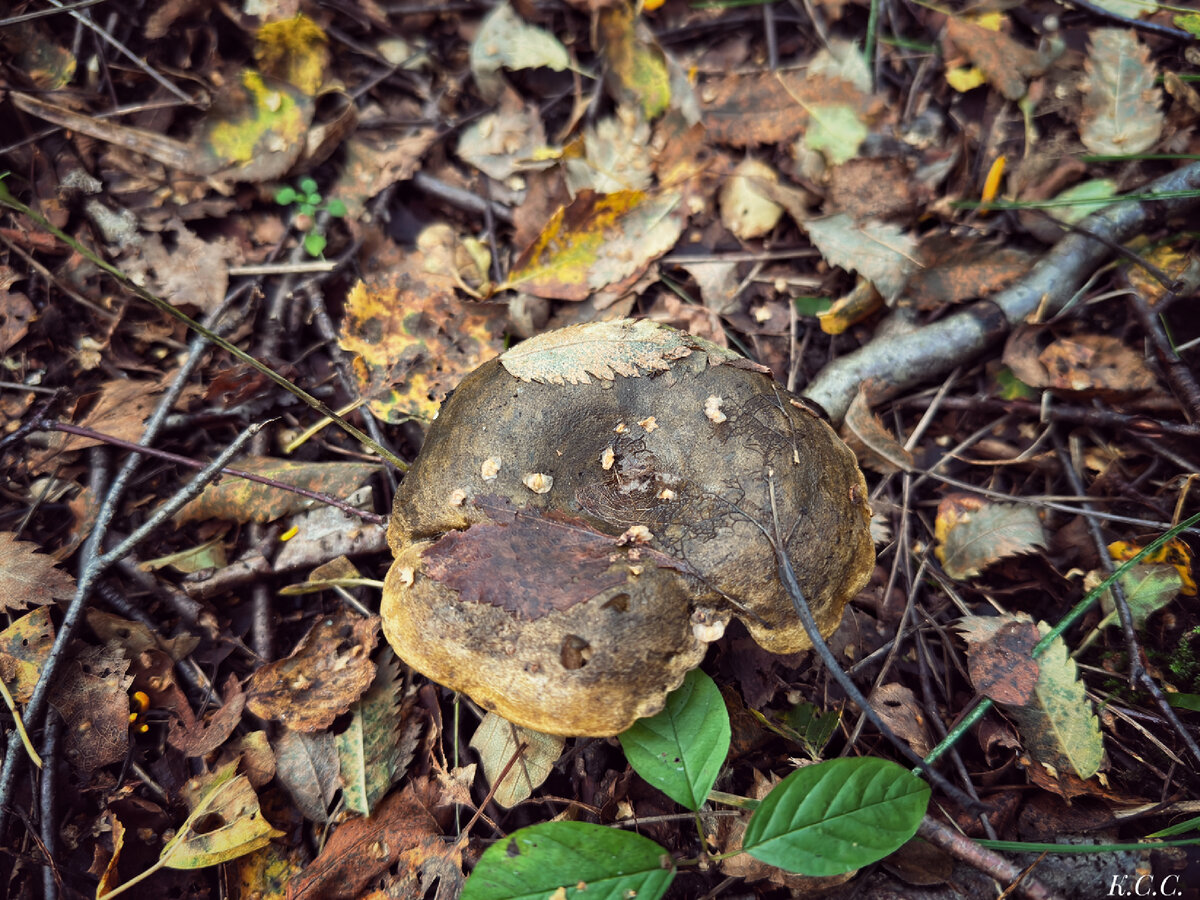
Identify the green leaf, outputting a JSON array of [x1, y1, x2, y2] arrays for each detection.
[[325, 198, 347, 217], [275, 186, 298, 205], [298, 176, 318, 194], [460, 821, 674, 900], [742, 758, 929, 876], [1101, 563, 1182, 629], [802, 103, 868, 165], [619, 669, 730, 810], [304, 231, 326, 257]]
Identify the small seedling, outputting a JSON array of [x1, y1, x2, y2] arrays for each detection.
[[275, 176, 347, 257]]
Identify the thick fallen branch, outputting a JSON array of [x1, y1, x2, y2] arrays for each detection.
[[804, 161, 1200, 425]]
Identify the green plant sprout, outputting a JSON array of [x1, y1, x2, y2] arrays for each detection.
[[275, 176, 347, 257]]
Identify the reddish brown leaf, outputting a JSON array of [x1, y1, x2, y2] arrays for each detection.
[[169, 673, 247, 757], [701, 71, 878, 146], [286, 779, 461, 900], [246, 610, 380, 732], [0, 532, 76, 612], [960, 618, 1041, 706], [943, 16, 1050, 101], [422, 509, 643, 619]]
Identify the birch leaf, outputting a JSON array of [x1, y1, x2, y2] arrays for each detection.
[[803, 214, 917, 301], [1015, 624, 1104, 780], [934, 495, 1045, 580], [1080, 28, 1163, 155], [499, 318, 694, 385]]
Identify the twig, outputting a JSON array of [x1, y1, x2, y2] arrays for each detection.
[[1053, 437, 1200, 768], [805, 161, 1200, 424], [0, 0, 105, 27], [917, 816, 1063, 900], [760, 476, 987, 813], [38, 420, 386, 525], [1127, 289, 1200, 424], [1058, 0, 1196, 42]]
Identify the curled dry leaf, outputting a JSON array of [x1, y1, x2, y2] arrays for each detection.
[[1004, 327, 1158, 400], [246, 610, 380, 732]]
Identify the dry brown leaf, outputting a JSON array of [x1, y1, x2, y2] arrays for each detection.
[[1004, 327, 1158, 400], [50, 642, 132, 773], [942, 15, 1052, 101], [246, 610, 380, 732], [0, 532, 76, 611], [701, 70, 877, 146]]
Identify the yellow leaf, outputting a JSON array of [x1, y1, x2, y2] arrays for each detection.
[[200, 69, 312, 179], [504, 189, 686, 300], [598, 3, 671, 120], [162, 763, 284, 869], [254, 13, 330, 95], [945, 66, 987, 92]]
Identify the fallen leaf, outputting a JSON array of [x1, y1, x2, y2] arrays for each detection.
[[174, 457, 378, 525], [869, 683, 931, 756], [274, 728, 340, 824], [942, 14, 1051, 101], [597, 3, 671, 120], [934, 495, 1046, 580], [162, 761, 283, 869], [49, 642, 132, 773], [168, 674, 247, 757], [337, 650, 413, 816], [1081, 29, 1164, 155], [503, 189, 687, 301], [803, 213, 918, 301], [287, 780, 460, 900], [470, 712, 564, 807], [0, 607, 55, 703], [841, 386, 914, 474], [564, 111, 654, 195], [457, 88, 551, 182], [120, 218, 238, 314], [0, 532, 76, 611], [957, 615, 1041, 706], [701, 71, 877, 146], [719, 158, 784, 240], [470, 1, 571, 102], [1004, 327, 1158, 400], [0, 285, 35, 354], [339, 262, 506, 423], [246, 610, 380, 732], [499, 317, 696, 385]]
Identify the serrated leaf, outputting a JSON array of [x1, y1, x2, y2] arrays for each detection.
[[1101, 563, 1183, 629], [161, 762, 283, 869], [803, 214, 917, 301], [337, 650, 407, 815], [0, 532, 76, 611], [174, 457, 378, 524], [934, 495, 1045, 580], [500, 318, 694, 385], [619, 669, 730, 810], [460, 821, 674, 900], [1081, 28, 1163, 155], [742, 758, 929, 876], [502, 189, 686, 301], [1012, 624, 1104, 780], [470, 2, 570, 102], [470, 712, 565, 808]]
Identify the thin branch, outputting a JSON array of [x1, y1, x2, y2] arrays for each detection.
[[805, 161, 1200, 424]]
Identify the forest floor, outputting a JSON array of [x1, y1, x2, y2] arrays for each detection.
[[2, 0, 1200, 898]]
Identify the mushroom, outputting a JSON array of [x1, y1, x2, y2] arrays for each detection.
[[381, 319, 874, 736]]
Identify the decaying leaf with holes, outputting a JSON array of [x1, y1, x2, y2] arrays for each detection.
[[382, 319, 874, 736], [246, 610, 379, 732]]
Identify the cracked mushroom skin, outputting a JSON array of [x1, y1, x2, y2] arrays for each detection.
[[382, 320, 874, 736]]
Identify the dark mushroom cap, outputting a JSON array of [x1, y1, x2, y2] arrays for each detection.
[[382, 320, 873, 736]]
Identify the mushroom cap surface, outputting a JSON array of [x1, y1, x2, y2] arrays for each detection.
[[382, 320, 874, 736]]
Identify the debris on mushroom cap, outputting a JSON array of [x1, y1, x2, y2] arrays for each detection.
[[522, 472, 554, 494], [382, 318, 874, 736]]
